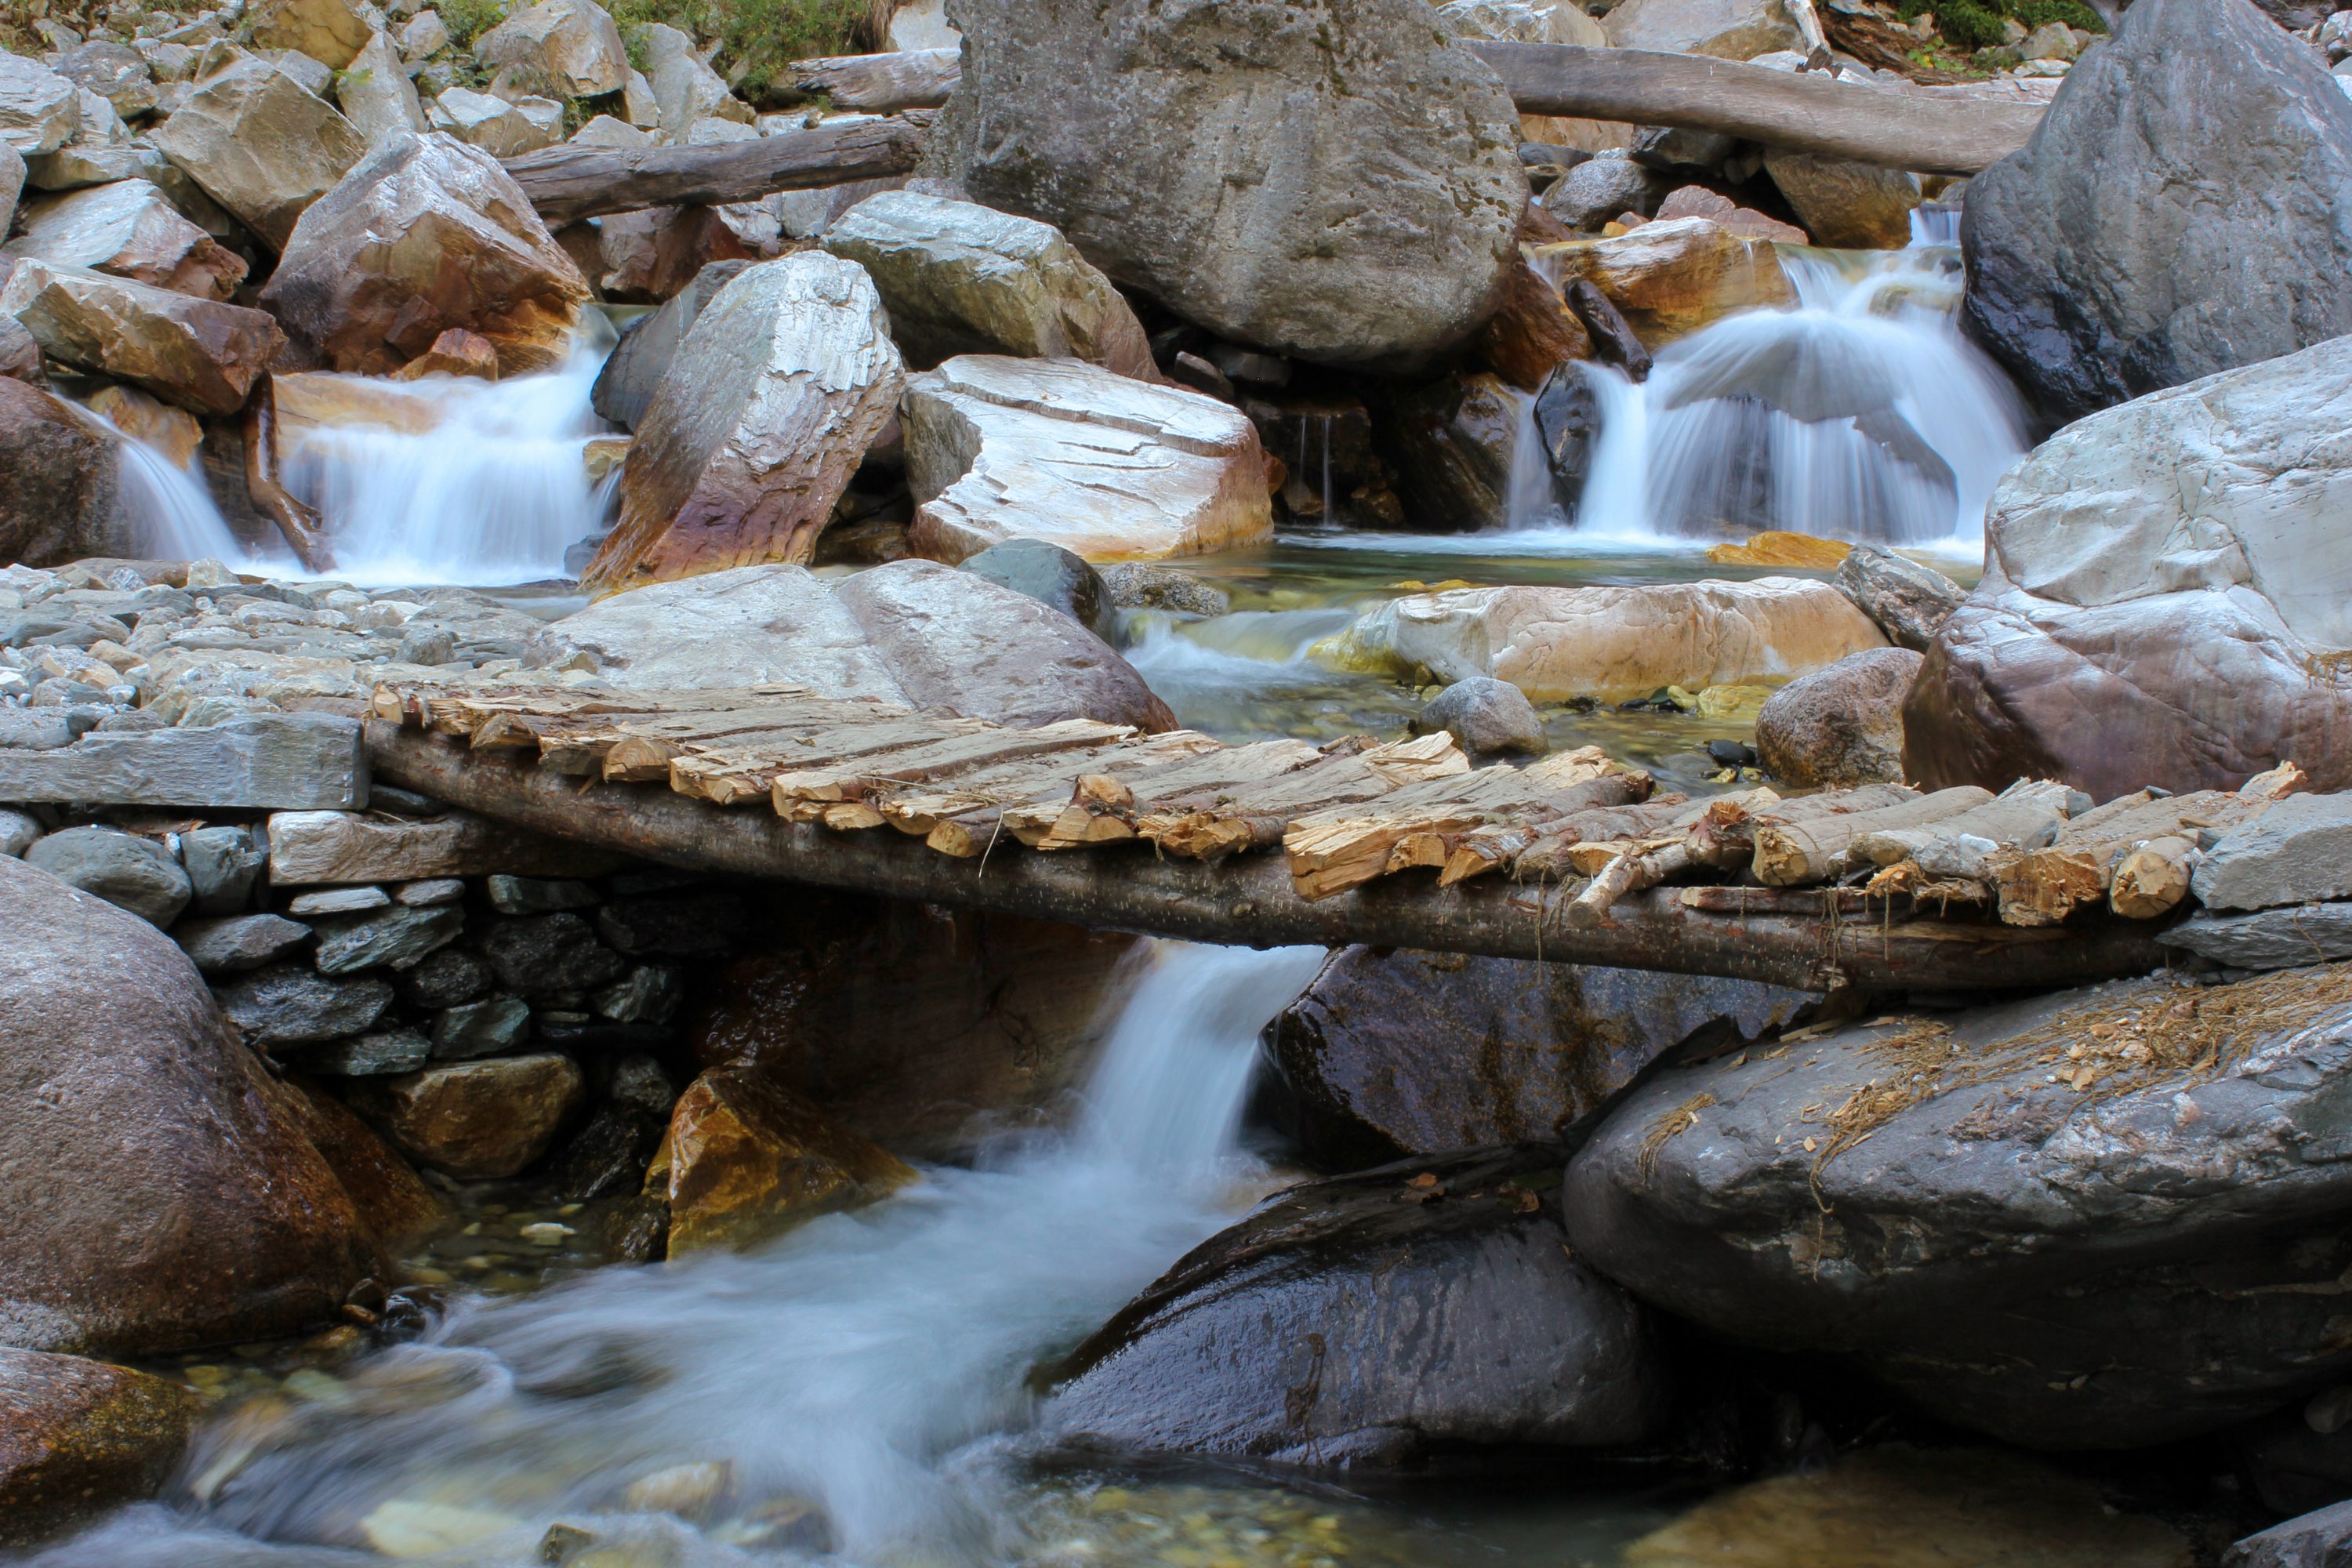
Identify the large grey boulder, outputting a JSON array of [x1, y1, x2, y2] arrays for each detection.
[[1962, 0, 2352, 424], [580, 253, 904, 592], [333, 30, 428, 145], [923, 0, 1526, 373], [0, 53, 79, 157], [472, 0, 629, 97], [1755, 646, 1922, 788], [1602, 0, 1802, 56], [1905, 336, 2352, 798], [51, 42, 158, 120], [1565, 967, 2352, 1446], [2225, 1501, 2352, 1568], [0, 258, 285, 417], [1267, 947, 1812, 1169], [588, 257, 750, 430], [821, 190, 1160, 377], [2, 179, 245, 301], [1050, 1144, 1669, 1465], [150, 53, 368, 250], [1835, 543, 1966, 652], [1414, 676, 1545, 757]]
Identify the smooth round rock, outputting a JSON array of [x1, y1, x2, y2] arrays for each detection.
[[24, 826, 191, 928], [1416, 675, 1547, 757]]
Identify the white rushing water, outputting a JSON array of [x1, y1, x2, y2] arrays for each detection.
[[29, 942, 1327, 1568], [113, 436, 249, 565]]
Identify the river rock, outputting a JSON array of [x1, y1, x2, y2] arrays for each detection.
[[637, 22, 747, 137], [312, 903, 464, 975], [175, 911, 313, 973], [1762, 150, 1920, 249], [1835, 543, 1966, 652], [473, 0, 629, 97], [1098, 561, 1229, 617], [2226, 1501, 2352, 1568], [150, 53, 367, 250], [923, 0, 1526, 374], [1330, 577, 1886, 701], [528, 563, 907, 697], [960, 537, 1114, 639], [310, 1027, 432, 1075], [1050, 1144, 1668, 1465], [430, 994, 532, 1059], [0, 1349, 200, 1546], [0, 53, 79, 157], [0, 259, 284, 416], [1962, 0, 2352, 424], [1267, 949, 1813, 1169], [478, 910, 626, 997], [2, 180, 242, 301], [901, 354, 1272, 564], [1565, 966, 2352, 1446], [655, 1066, 917, 1254], [0, 855, 378, 1356], [1377, 371, 1519, 532], [355, 1053, 584, 1178], [248, 0, 374, 68], [1754, 646, 1922, 788], [1531, 217, 1795, 347], [181, 824, 264, 912], [821, 190, 1159, 378], [216, 962, 394, 1046], [259, 132, 589, 376], [398, 946, 490, 1010], [1903, 336, 2352, 797], [1602, 0, 1802, 56], [587, 258, 750, 430], [54, 42, 156, 118], [2159, 905, 2352, 973], [334, 30, 427, 145], [23, 825, 191, 927], [1415, 676, 1546, 757], [581, 253, 903, 591], [0, 313, 34, 384], [0, 377, 128, 566], [835, 557, 1178, 731]]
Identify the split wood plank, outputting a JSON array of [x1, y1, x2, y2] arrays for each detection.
[[918, 732, 1236, 857], [1752, 786, 1994, 887], [1686, 783, 1911, 869], [670, 716, 1004, 805], [768, 717, 1141, 813], [1005, 739, 1321, 850], [1994, 789, 2257, 926], [1849, 779, 2076, 868], [1139, 735, 1468, 861]]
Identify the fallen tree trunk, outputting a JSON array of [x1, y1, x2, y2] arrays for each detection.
[[782, 48, 960, 112], [1472, 42, 2042, 173], [501, 112, 934, 226], [369, 724, 2168, 994]]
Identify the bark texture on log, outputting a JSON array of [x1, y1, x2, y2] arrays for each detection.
[[244, 376, 333, 573], [783, 49, 960, 112], [501, 114, 933, 226], [368, 724, 2167, 995]]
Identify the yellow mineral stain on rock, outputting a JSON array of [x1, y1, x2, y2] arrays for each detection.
[[1706, 531, 1854, 569]]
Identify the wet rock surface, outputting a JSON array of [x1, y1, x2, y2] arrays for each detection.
[[1755, 647, 1922, 788], [0, 1348, 201, 1547], [655, 1066, 916, 1254], [353, 1052, 586, 1178], [1414, 677, 1546, 758]]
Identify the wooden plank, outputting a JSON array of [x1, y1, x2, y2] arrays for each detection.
[[669, 716, 995, 804], [1282, 770, 1646, 902], [1142, 735, 1468, 862], [1849, 779, 2076, 867], [918, 733, 1230, 856], [500, 112, 934, 226], [1005, 738, 1313, 850], [768, 717, 1134, 808], [0, 713, 366, 810], [1752, 786, 1994, 887]]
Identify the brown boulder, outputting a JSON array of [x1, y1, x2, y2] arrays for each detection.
[[1762, 151, 1919, 249], [1755, 646, 1923, 788], [354, 1053, 586, 1179], [0, 854, 379, 1356], [0, 314, 38, 383], [586, 202, 759, 306], [245, 0, 376, 69], [258, 132, 588, 376], [148, 53, 368, 251], [1531, 216, 1794, 348], [274, 1075, 445, 1250], [0, 377, 129, 566], [656, 1066, 917, 1255], [0, 258, 284, 416], [0, 1349, 201, 1548], [1476, 252, 1594, 392], [387, 326, 500, 381], [2, 179, 246, 300]]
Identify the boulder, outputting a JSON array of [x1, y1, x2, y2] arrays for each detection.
[[0, 53, 79, 157], [257, 132, 589, 376], [150, 53, 368, 250], [1754, 646, 1922, 788], [0, 1349, 200, 1547], [579, 201, 762, 306], [354, 1053, 584, 1178], [174, 911, 313, 974], [1654, 182, 1809, 242], [215, 961, 394, 1045], [334, 30, 428, 144], [901, 354, 1273, 564], [0, 260, 282, 417], [1267, 948, 1813, 1169], [1530, 217, 1795, 348], [0, 377, 129, 566], [23, 826, 191, 927], [2194, 794, 2352, 913], [1564, 965, 2352, 1446], [637, 22, 747, 138], [0, 855, 378, 1356], [820, 190, 1160, 377], [2, 179, 246, 300], [50, 42, 158, 121], [472, 0, 629, 97], [1415, 676, 1547, 758], [960, 537, 1114, 640], [1961, 0, 2352, 424], [2227, 1501, 2352, 1568], [1835, 543, 1966, 652], [581, 253, 903, 591], [1098, 561, 1230, 617], [590, 260, 750, 429], [922, 0, 1527, 373], [1376, 371, 1519, 532], [1049, 1145, 1669, 1465], [246, 0, 375, 69], [1601, 0, 1802, 56], [1327, 577, 1887, 701], [655, 1066, 917, 1254], [0, 310, 31, 386], [388, 325, 499, 380], [834, 557, 1178, 731], [1903, 336, 2352, 798], [1762, 150, 1920, 250]]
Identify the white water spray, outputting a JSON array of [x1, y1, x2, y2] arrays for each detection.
[[29, 942, 1327, 1568]]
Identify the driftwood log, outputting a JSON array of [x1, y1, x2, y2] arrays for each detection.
[[783, 48, 960, 111], [368, 724, 2169, 996], [501, 112, 934, 226], [242, 376, 334, 574]]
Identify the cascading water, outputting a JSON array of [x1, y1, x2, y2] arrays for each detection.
[[27, 942, 1327, 1568], [112, 437, 249, 565]]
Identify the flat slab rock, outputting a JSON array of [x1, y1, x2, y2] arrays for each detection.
[[2225, 1498, 2352, 1568], [2160, 903, 2352, 972], [2195, 794, 2352, 912], [265, 806, 625, 884], [0, 711, 365, 809]]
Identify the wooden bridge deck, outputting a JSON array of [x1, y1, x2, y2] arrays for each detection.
[[361, 677, 2194, 996]]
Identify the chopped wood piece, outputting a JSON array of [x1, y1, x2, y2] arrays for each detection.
[[2110, 834, 2198, 920], [1752, 786, 1994, 887], [1685, 783, 1905, 869], [1994, 789, 2259, 927], [1569, 841, 1691, 926], [1849, 779, 2074, 868]]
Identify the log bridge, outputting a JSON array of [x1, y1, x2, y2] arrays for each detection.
[[361, 677, 2205, 997]]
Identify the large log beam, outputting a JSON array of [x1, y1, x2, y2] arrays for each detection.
[[501, 112, 933, 227], [783, 48, 960, 112], [369, 724, 2168, 995]]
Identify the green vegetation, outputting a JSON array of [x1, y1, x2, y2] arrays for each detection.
[[607, 0, 888, 98], [1893, 0, 2107, 52], [433, 0, 512, 49]]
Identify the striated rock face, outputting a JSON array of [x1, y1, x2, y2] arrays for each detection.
[[1377, 371, 1520, 531], [426, 85, 561, 157], [1050, 1145, 1669, 1466], [1904, 336, 2352, 798], [902, 354, 1272, 564], [1962, 0, 2352, 424], [0, 377, 129, 566], [473, 0, 630, 97], [0, 855, 379, 1356], [924, 0, 1526, 373], [1267, 948, 1812, 1170], [1755, 646, 1922, 788], [0, 53, 80, 157], [0, 259, 283, 416], [1530, 217, 1794, 348], [259, 132, 589, 376], [583, 254, 904, 592], [1602, 0, 1801, 56], [1566, 967, 2352, 1447], [822, 191, 1160, 378], [2, 179, 246, 300], [151, 53, 367, 251], [1331, 577, 1886, 700], [588, 258, 750, 430], [656, 1067, 916, 1254], [0, 1349, 201, 1547]]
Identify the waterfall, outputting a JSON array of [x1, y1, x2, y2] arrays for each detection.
[[30, 942, 1327, 1568], [113, 437, 249, 566]]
